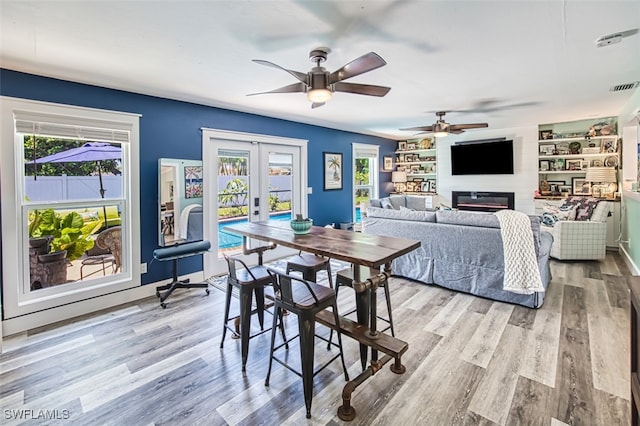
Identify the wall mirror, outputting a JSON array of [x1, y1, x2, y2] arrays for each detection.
[[158, 158, 203, 246]]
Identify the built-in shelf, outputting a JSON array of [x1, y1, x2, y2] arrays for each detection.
[[395, 138, 437, 195]]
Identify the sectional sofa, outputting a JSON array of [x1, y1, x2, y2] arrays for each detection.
[[363, 196, 553, 308]]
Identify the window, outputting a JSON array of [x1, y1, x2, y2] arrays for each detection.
[[0, 97, 140, 323], [352, 143, 379, 223]]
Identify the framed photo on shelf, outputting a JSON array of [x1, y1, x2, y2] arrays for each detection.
[[565, 159, 582, 170], [412, 154, 420, 161], [406, 182, 416, 192], [547, 180, 564, 194], [539, 130, 553, 140], [601, 137, 617, 153], [407, 142, 417, 150], [383, 156, 393, 171], [580, 160, 590, 170], [559, 185, 572, 196], [572, 177, 592, 195], [539, 160, 550, 171], [410, 165, 421, 173], [397, 154, 405, 162], [428, 180, 437, 193], [397, 141, 407, 151], [421, 181, 429, 192], [539, 144, 555, 155], [323, 152, 342, 190]]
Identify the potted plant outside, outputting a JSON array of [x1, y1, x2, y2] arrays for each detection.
[[29, 208, 103, 261]]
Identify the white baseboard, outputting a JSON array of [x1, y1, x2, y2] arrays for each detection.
[[1, 271, 205, 338], [620, 244, 640, 276]]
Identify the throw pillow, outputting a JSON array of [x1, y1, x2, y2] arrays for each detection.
[[541, 203, 577, 224], [561, 196, 599, 221], [380, 197, 394, 209]]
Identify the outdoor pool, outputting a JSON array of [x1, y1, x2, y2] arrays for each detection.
[[218, 212, 291, 249]]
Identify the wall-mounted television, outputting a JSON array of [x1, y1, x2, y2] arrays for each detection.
[[450, 139, 514, 175]]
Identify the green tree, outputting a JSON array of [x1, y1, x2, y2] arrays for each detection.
[[218, 178, 248, 217]]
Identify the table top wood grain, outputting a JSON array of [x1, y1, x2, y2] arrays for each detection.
[[223, 221, 420, 268]]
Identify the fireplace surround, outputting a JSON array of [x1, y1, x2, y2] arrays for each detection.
[[452, 191, 515, 212]]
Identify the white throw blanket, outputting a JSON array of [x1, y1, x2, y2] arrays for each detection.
[[495, 210, 545, 295]]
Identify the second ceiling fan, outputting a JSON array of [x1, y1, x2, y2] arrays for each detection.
[[248, 47, 391, 108], [401, 111, 488, 137]]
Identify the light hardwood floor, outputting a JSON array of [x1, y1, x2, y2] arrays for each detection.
[[0, 253, 632, 425]]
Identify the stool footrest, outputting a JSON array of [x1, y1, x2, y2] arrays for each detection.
[[316, 310, 407, 358]]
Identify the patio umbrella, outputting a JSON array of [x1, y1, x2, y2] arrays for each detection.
[[34, 142, 122, 224]]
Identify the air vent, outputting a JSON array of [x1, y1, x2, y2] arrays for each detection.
[[610, 81, 639, 92]]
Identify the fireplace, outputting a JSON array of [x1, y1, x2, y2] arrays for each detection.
[[452, 191, 515, 212]]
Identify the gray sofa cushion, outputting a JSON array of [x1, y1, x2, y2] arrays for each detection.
[[367, 206, 436, 222], [369, 199, 382, 208], [436, 210, 500, 228], [389, 195, 406, 210], [406, 195, 428, 211]]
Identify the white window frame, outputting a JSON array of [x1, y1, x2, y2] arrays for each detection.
[[352, 143, 380, 222], [0, 96, 141, 324]]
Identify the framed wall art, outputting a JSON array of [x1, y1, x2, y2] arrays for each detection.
[[323, 152, 343, 190], [383, 156, 393, 171], [184, 166, 203, 199]]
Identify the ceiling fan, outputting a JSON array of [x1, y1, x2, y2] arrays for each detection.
[[400, 111, 488, 137], [248, 47, 391, 108]]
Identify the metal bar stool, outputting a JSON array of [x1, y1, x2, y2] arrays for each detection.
[[220, 254, 285, 372], [265, 269, 349, 419], [285, 252, 333, 288], [328, 264, 395, 349]]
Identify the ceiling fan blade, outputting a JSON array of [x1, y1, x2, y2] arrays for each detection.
[[247, 82, 306, 96], [252, 59, 308, 83], [329, 52, 387, 84], [311, 102, 325, 109], [333, 82, 391, 97], [448, 123, 488, 130], [399, 125, 435, 132]]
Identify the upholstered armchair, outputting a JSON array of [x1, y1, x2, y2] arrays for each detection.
[[543, 200, 610, 260]]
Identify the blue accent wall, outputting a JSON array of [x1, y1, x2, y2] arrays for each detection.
[[1, 69, 396, 284]]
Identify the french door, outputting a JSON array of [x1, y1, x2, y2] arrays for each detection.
[[202, 129, 308, 277]]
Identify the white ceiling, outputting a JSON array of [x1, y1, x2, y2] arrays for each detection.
[[1, 1, 639, 139]]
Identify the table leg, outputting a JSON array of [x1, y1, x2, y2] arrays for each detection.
[[353, 265, 370, 371]]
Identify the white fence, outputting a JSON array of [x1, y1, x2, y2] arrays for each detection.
[[25, 175, 122, 201]]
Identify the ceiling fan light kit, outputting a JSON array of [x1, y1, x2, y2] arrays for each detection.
[[307, 88, 332, 103]]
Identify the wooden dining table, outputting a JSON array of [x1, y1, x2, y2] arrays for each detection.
[[223, 220, 421, 421]]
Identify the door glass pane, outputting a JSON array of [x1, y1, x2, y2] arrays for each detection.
[[268, 151, 293, 220], [355, 157, 374, 223], [218, 149, 249, 256]]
